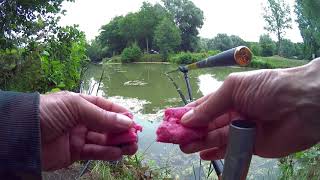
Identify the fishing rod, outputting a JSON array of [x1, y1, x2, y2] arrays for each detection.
[[78, 69, 105, 179], [166, 46, 255, 179]]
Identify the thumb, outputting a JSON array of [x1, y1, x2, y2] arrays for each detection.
[[77, 98, 133, 133], [181, 75, 235, 127]]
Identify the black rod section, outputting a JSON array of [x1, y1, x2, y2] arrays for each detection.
[[178, 65, 223, 177], [165, 73, 188, 105], [212, 159, 224, 176], [183, 72, 193, 102]]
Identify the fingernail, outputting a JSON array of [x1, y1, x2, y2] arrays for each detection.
[[117, 113, 133, 128], [181, 109, 194, 124]]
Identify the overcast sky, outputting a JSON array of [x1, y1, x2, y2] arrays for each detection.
[[59, 0, 303, 42]]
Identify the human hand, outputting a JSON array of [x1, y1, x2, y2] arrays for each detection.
[[180, 59, 320, 160], [40, 92, 138, 171]]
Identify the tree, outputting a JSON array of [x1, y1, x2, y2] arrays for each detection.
[[295, 0, 320, 59], [259, 34, 276, 57], [263, 0, 292, 55], [86, 39, 109, 62], [230, 35, 247, 47], [99, 16, 127, 55], [162, 0, 204, 52], [279, 39, 296, 58], [249, 42, 262, 56], [98, 3, 171, 55], [0, 0, 73, 48], [212, 34, 233, 51], [199, 38, 210, 51], [136, 2, 169, 53], [154, 18, 181, 59], [300, 0, 320, 24]]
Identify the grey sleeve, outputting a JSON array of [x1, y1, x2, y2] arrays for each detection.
[[0, 91, 41, 180]]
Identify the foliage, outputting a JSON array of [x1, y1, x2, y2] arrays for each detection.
[[198, 38, 210, 51], [121, 43, 142, 63], [136, 2, 169, 52], [91, 154, 172, 180], [154, 17, 181, 59], [0, 0, 88, 93], [0, 28, 88, 93], [211, 34, 234, 51], [97, 0, 206, 57], [0, 0, 74, 48], [295, 0, 320, 59], [252, 56, 308, 69], [209, 34, 247, 52], [162, 0, 204, 52], [169, 50, 220, 64], [279, 39, 297, 58], [249, 42, 262, 56], [139, 54, 165, 62], [99, 16, 127, 55], [98, 3, 170, 57], [299, 0, 320, 24], [106, 56, 122, 63], [259, 34, 276, 57], [0, 49, 22, 86], [250, 57, 275, 69], [86, 38, 109, 62], [263, 0, 292, 55], [41, 26, 88, 92], [278, 144, 320, 180], [230, 35, 248, 47]]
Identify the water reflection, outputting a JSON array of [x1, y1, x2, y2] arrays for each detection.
[[82, 63, 278, 179], [197, 74, 223, 95]]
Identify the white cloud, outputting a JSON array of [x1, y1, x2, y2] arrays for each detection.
[[59, 0, 302, 42]]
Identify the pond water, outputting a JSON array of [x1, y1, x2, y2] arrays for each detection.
[[82, 63, 278, 179]]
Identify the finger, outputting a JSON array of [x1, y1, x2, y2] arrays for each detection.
[[121, 143, 138, 155], [181, 77, 235, 127], [180, 126, 229, 154], [78, 98, 133, 133], [86, 131, 107, 145], [208, 111, 239, 131], [79, 94, 128, 113], [70, 125, 87, 162], [80, 144, 122, 161], [200, 146, 227, 160], [186, 93, 212, 107]]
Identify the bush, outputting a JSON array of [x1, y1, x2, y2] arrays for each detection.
[[106, 56, 122, 63], [278, 144, 320, 179], [169, 50, 220, 64], [249, 43, 261, 56], [121, 43, 142, 63], [0, 49, 21, 86], [279, 39, 296, 58], [1, 26, 88, 93], [259, 34, 276, 57], [249, 57, 275, 69], [139, 54, 164, 62]]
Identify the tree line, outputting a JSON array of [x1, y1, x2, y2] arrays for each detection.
[[88, 0, 320, 62], [1, 0, 319, 92], [87, 0, 204, 62]]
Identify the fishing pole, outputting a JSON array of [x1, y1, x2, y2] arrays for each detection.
[[78, 68, 105, 179], [165, 46, 253, 179]]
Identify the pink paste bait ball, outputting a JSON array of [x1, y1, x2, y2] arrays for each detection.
[[106, 112, 142, 146], [156, 107, 207, 145]]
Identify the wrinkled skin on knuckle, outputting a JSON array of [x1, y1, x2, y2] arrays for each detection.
[[228, 70, 284, 120], [40, 91, 80, 142]]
